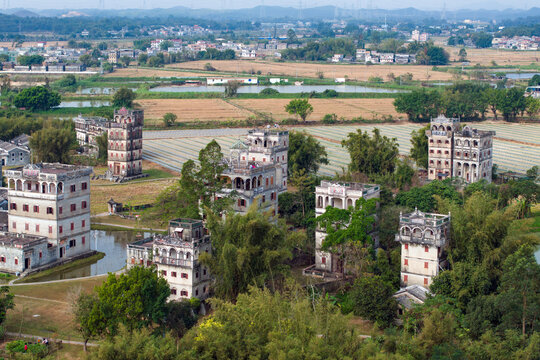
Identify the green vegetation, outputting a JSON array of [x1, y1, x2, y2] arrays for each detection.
[[162, 112, 177, 127], [16, 54, 45, 66], [149, 140, 230, 222], [394, 84, 530, 122], [285, 98, 313, 122], [288, 131, 328, 175], [200, 207, 295, 301], [112, 87, 136, 108], [281, 38, 356, 61], [409, 125, 429, 169], [29, 122, 77, 163], [13, 86, 61, 111]]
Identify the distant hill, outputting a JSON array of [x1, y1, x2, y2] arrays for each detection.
[[5, 5, 540, 22]]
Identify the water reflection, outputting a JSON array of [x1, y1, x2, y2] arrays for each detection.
[[34, 230, 152, 282], [149, 84, 405, 94]]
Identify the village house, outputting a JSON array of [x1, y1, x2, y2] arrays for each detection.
[[73, 115, 111, 150], [0, 233, 56, 274], [219, 128, 289, 216], [395, 208, 451, 287], [304, 181, 380, 277], [0, 141, 30, 167], [127, 218, 212, 301], [426, 115, 495, 183], [4, 163, 93, 260]]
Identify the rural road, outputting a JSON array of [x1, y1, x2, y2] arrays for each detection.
[[6, 332, 98, 347], [144, 127, 250, 140], [8, 269, 125, 286]]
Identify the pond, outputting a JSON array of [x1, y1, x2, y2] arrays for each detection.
[[56, 100, 111, 108], [149, 84, 405, 94], [33, 230, 152, 282]]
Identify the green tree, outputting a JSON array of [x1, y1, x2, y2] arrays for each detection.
[[285, 98, 313, 122], [150, 140, 230, 222], [458, 48, 467, 61], [350, 275, 397, 326], [317, 197, 378, 276], [472, 32, 494, 48], [97, 42, 108, 50], [287, 131, 328, 175], [91, 266, 170, 336], [484, 87, 504, 120], [89, 325, 179, 360], [497, 245, 540, 335], [55, 74, 77, 88], [224, 80, 241, 97], [393, 159, 415, 190], [525, 96, 540, 119], [164, 300, 198, 340], [73, 293, 103, 352], [30, 126, 77, 163], [162, 112, 177, 127], [498, 88, 527, 121], [159, 40, 173, 50], [200, 208, 293, 301], [342, 128, 399, 177], [395, 179, 460, 212], [13, 86, 61, 111], [0, 286, 14, 327], [96, 132, 108, 164], [410, 125, 429, 169], [119, 56, 132, 68], [286, 29, 298, 44], [17, 54, 44, 66], [112, 87, 136, 108], [393, 88, 442, 122], [177, 286, 363, 359]]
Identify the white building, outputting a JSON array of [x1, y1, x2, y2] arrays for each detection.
[[127, 218, 212, 301], [4, 163, 92, 259], [426, 115, 495, 183], [206, 77, 258, 85], [305, 181, 380, 276], [220, 128, 289, 216], [0, 141, 30, 167], [395, 209, 450, 287]]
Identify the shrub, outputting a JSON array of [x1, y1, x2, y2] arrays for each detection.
[[322, 113, 338, 124], [322, 89, 338, 98], [259, 88, 279, 96]]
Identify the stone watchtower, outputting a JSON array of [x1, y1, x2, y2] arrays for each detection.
[[106, 108, 144, 181], [425, 115, 460, 181], [395, 208, 450, 288]]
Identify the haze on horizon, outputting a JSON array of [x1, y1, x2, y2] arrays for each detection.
[[7, 0, 532, 11]]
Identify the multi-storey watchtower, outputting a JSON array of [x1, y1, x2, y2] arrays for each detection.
[[107, 108, 143, 179]]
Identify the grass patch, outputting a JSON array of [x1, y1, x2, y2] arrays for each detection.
[[14, 253, 106, 284], [0, 272, 15, 284], [90, 178, 174, 214], [5, 276, 108, 341], [91, 214, 166, 232]]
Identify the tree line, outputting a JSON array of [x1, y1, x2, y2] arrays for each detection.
[[394, 84, 538, 122]]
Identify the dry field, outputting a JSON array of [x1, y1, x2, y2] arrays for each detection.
[[103, 67, 213, 78], [91, 178, 175, 214], [444, 46, 540, 66], [167, 60, 454, 81], [231, 98, 400, 120], [137, 97, 402, 123], [137, 98, 255, 123]]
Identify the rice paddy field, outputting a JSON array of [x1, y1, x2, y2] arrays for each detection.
[[143, 123, 540, 176]]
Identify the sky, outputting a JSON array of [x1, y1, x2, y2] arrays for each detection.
[[7, 0, 533, 11]]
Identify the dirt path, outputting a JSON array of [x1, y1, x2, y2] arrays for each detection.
[[5, 332, 97, 347]]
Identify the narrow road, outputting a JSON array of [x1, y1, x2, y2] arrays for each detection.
[[91, 221, 166, 232], [8, 269, 124, 286], [5, 332, 98, 347]]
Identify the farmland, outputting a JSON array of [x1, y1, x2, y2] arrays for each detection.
[[443, 46, 540, 66], [143, 123, 540, 176], [102, 67, 213, 79], [136, 97, 401, 124], [165, 60, 454, 81]]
